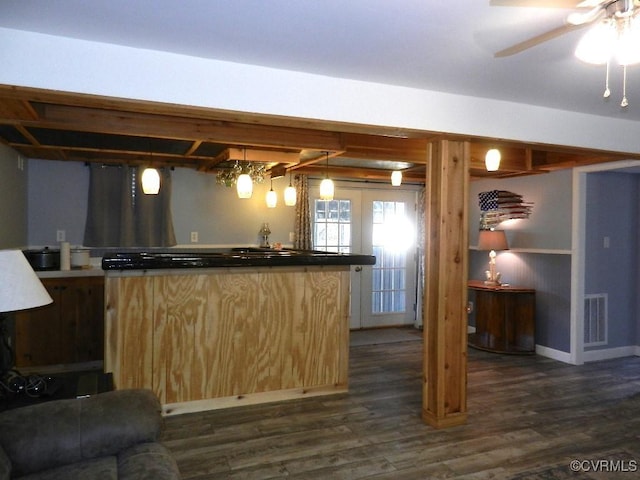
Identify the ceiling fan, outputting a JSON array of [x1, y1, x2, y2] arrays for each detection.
[[492, 0, 640, 58]]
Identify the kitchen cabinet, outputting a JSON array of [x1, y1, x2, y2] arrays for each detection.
[[14, 276, 104, 367], [468, 280, 535, 354]]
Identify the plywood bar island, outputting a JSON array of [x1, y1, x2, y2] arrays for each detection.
[[102, 248, 375, 415]]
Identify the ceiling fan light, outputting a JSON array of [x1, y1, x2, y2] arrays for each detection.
[[236, 173, 253, 198], [616, 17, 640, 65], [141, 167, 160, 195], [319, 178, 334, 200], [485, 149, 501, 172], [575, 20, 616, 65], [284, 184, 297, 206], [391, 170, 402, 186]]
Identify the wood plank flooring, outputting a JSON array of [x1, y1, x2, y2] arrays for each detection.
[[162, 335, 640, 479]]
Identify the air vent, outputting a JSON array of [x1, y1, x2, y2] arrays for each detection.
[[584, 294, 608, 347]]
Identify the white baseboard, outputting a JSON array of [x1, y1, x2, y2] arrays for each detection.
[[583, 345, 640, 363], [535, 344, 572, 364]]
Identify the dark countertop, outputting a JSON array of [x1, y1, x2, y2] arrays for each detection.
[[101, 247, 376, 270]]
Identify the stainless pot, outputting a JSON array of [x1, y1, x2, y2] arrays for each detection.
[[23, 247, 61, 271]]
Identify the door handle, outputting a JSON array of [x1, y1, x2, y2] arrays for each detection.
[[355, 266, 362, 272]]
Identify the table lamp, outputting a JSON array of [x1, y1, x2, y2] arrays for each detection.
[[477, 229, 509, 286], [0, 250, 53, 382]]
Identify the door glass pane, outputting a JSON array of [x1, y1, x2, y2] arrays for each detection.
[[371, 200, 412, 314], [314, 199, 352, 253]]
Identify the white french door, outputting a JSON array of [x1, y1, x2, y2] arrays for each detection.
[[360, 189, 417, 328], [311, 184, 417, 329]]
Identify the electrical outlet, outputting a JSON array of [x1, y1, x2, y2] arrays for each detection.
[[56, 230, 66, 242], [190, 231, 199, 243]]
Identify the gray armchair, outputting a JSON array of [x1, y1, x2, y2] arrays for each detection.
[[0, 389, 180, 479]]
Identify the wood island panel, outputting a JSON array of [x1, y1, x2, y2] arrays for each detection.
[[104, 266, 351, 415]]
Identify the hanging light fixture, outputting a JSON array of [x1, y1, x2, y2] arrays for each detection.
[[319, 152, 334, 200], [391, 170, 402, 186], [266, 177, 277, 208], [284, 170, 297, 206], [485, 148, 501, 172], [141, 167, 160, 195], [573, 1, 640, 107], [141, 151, 161, 195], [236, 148, 253, 199]]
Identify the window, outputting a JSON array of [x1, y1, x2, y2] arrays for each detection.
[[313, 199, 351, 253], [371, 201, 411, 314]]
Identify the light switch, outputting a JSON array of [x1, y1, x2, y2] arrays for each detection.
[[603, 236, 610, 249]]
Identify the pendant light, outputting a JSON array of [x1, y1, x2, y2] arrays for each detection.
[[141, 167, 160, 195], [485, 148, 501, 172], [284, 170, 297, 206], [391, 170, 402, 186], [266, 177, 277, 208], [141, 168, 160, 194], [141, 151, 161, 195], [236, 148, 253, 198], [319, 152, 334, 200]]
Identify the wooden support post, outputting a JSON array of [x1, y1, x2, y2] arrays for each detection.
[[422, 139, 469, 428]]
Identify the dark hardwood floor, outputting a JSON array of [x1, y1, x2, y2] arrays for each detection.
[[162, 335, 640, 479]]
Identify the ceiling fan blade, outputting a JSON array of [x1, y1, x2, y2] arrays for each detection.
[[494, 23, 584, 57], [490, 0, 589, 7]]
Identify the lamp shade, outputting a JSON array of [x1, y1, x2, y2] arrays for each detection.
[[575, 20, 616, 65], [319, 177, 334, 200], [284, 184, 297, 206], [266, 188, 277, 208], [391, 170, 402, 186], [236, 173, 253, 198], [485, 149, 501, 172], [0, 250, 53, 313], [478, 230, 509, 251], [141, 167, 161, 194]]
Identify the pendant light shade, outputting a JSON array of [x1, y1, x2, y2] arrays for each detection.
[[141, 167, 160, 195], [485, 149, 501, 172], [266, 179, 277, 208], [284, 180, 297, 206], [391, 170, 402, 186], [236, 173, 253, 198], [320, 178, 334, 200], [236, 148, 253, 198], [320, 152, 334, 200]]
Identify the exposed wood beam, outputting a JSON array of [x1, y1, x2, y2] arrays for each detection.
[[18, 103, 346, 153]]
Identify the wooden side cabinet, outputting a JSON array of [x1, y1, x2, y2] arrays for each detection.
[[468, 280, 535, 355], [14, 276, 104, 367]]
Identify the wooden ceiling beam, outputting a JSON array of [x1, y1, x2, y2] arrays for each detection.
[[25, 103, 345, 153], [340, 133, 429, 163], [295, 164, 425, 183]]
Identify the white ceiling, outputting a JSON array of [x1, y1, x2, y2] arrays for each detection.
[[1, 1, 639, 121]]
